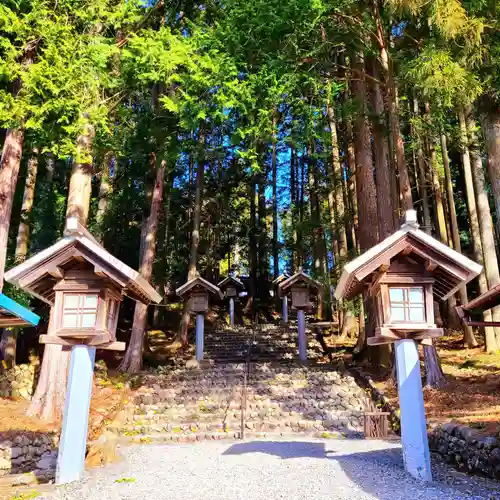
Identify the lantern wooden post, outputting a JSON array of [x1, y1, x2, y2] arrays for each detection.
[[5, 217, 162, 485], [395, 339, 432, 481], [56, 345, 96, 484], [334, 210, 483, 483]]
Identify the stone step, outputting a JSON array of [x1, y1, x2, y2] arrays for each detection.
[[109, 417, 361, 436], [120, 429, 348, 444]]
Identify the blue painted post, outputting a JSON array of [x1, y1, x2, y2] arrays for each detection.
[[229, 298, 235, 326], [297, 309, 307, 361], [395, 339, 432, 482], [56, 345, 96, 485], [282, 296, 288, 324], [196, 313, 204, 361]]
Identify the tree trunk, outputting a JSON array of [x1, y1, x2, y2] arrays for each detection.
[[326, 95, 348, 258], [346, 121, 359, 252], [272, 113, 279, 280], [119, 159, 165, 372], [467, 110, 500, 349], [441, 132, 477, 346], [413, 97, 431, 233], [245, 176, 257, 315], [0, 128, 25, 288], [66, 118, 95, 225], [481, 110, 500, 238], [14, 147, 38, 264], [96, 152, 113, 236], [423, 344, 445, 388], [458, 108, 498, 351], [290, 145, 299, 270], [373, 0, 412, 213], [1, 328, 17, 368], [27, 309, 69, 421], [368, 57, 395, 239]]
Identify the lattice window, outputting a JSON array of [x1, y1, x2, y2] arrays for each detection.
[[106, 299, 117, 331], [62, 294, 98, 328], [389, 287, 425, 323]]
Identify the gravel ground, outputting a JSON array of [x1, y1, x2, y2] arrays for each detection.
[[39, 438, 500, 500]]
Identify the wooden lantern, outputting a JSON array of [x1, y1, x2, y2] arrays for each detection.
[[278, 270, 321, 310], [177, 276, 223, 314], [5, 217, 162, 350], [189, 291, 209, 313], [217, 276, 244, 299], [335, 210, 482, 346]]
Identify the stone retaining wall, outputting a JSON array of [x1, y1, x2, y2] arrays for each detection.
[[0, 432, 58, 481], [0, 364, 37, 399], [429, 423, 500, 479]]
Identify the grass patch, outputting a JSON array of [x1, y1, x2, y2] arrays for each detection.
[[115, 477, 136, 483], [9, 491, 40, 500]]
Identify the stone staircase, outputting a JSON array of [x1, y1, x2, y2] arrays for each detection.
[[108, 363, 370, 443], [203, 324, 325, 364]]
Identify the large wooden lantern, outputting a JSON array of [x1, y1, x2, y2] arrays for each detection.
[[218, 276, 244, 326], [5, 217, 161, 485], [176, 276, 222, 361], [278, 270, 322, 361], [335, 210, 481, 482]]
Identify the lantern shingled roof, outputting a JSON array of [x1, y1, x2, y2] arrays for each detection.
[[176, 275, 223, 299], [334, 210, 482, 302], [278, 269, 322, 297], [5, 217, 162, 305], [217, 276, 245, 290]]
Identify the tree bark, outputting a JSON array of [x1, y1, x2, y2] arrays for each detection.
[[0, 128, 25, 288], [271, 113, 279, 280], [66, 117, 95, 225], [326, 95, 348, 257], [119, 159, 165, 372], [481, 111, 500, 238], [368, 57, 395, 239], [27, 309, 69, 421], [467, 110, 500, 349], [441, 132, 477, 346], [14, 147, 38, 264], [413, 97, 431, 233], [458, 108, 498, 351], [423, 344, 445, 388], [373, 0, 412, 213], [96, 152, 113, 236], [245, 176, 257, 315]]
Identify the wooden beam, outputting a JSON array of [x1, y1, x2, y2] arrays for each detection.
[[94, 265, 107, 277], [425, 260, 437, 272], [402, 245, 413, 256]]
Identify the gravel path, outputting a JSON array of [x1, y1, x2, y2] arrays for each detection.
[[39, 438, 500, 500]]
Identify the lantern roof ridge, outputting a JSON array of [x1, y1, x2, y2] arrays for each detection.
[[278, 269, 322, 294], [218, 275, 244, 289], [5, 217, 162, 305], [335, 211, 482, 302], [273, 272, 290, 285], [176, 276, 223, 299]]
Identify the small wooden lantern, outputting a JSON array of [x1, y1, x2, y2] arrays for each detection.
[[5, 217, 162, 350], [335, 210, 482, 346], [218, 276, 244, 299], [278, 270, 322, 310], [176, 276, 223, 313]]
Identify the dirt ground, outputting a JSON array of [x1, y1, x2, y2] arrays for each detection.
[[326, 332, 500, 436]]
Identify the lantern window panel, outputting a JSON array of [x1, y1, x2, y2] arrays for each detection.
[[62, 293, 98, 329], [389, 287, 425, 323], [107, 299, 117, 331]]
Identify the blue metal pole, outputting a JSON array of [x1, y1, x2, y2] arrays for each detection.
[[196, 314, 204, 361], [229, 298, 235, 326], [297, 309, 307, 361], [282, 296, 288, 324], [56, 345, 96, 485], [395, 339, 432, 482]]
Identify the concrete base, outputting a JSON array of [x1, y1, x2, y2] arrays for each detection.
[[56, 345, 96, 485], [395, 339, 432, 482]]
